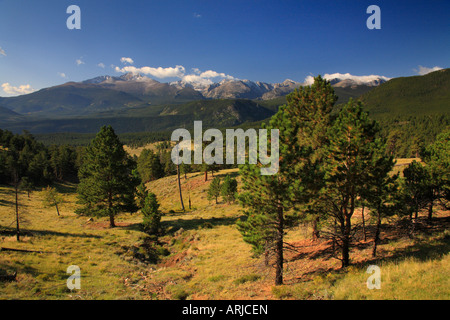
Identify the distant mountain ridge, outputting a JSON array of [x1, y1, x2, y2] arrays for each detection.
[[0, 72, 389, 118], [1, 69, 448, 135]]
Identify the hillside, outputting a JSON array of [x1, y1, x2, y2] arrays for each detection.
[[0, 106, 23, 122], [360, 68, 450, 117], [0, 168, 448, 300], [1, 99, 276, 134]]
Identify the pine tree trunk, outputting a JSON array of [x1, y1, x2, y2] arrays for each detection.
[[15, 182, 20, 242], [372, 210, 381, 257], [332, 219, 337, 255], [109, 214, 116, 228], [177, 164, 185, 212], [361, 205, 366, 241], [108, 192, 116, 228], [427, 201, 433, 221], [275, 205, 284, 285], [55, 202, 60, 216], [312, 217, 320, 241], [188, 194, 191, 210], [341, 214, 351, 268]]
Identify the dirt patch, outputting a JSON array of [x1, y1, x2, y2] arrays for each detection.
[[159, 250, 189, 268]]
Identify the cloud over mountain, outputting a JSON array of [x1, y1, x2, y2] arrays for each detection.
[[114, 65, 186, 78], [2, 82, 35, 95], [113, 61, 236, 86], [304, 73, 391, 86], [416, 65, 443, 76]]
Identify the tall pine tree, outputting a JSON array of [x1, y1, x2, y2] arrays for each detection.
[[320, 99, 388, 267], [76, 126, 138, 227], [238, 76, 336, 285]]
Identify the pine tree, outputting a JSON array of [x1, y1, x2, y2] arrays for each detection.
[[136, 182, 148, 209], [142, 192, 162, 235], [320, 99, 386, 267], [221, 174, 237, 204], [76, 126, 139, 228], [237, 76, 336, 285], [207, 177, 221, 204], [42, 186, 64, 216], [421, 128, 450, 216], [399, 161, 431, 229], [361, 140, 397, 257], [137, 149, 163, 183]]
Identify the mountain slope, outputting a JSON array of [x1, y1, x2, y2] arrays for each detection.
[[1, 99, 276, 134], [0, 84, 145, 117], [360, 68, 450, 117], [0, 105, 24, 122], [0, 73, 386, 118]]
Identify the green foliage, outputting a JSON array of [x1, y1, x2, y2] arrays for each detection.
[[207, 177, 221, 204], [76, 126, 139, 227], [221, 175, 237, 204], [320, 99, 393, 266], [422, 128, 450, 210], [238, 76, 336, 285], [399, 161, 433, 219], [141, 192, 163, 235], [137, 149, 164, 183], [361, 69, 450, 117], [135, 182, 147, 209], [0, 129, 52, 185], [19, 177, 34, 197], [41, 186, 64, 216]]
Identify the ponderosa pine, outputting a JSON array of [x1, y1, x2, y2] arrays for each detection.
[[76, 126, 138, 227]]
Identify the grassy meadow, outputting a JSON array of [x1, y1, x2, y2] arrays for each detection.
[[0, 157, 449, 300]]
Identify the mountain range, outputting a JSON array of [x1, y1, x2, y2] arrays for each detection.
[[0, 73, 386, 119], [1, 69, 448, 135]]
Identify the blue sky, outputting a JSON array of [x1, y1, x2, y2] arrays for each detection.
[[0, 0, 448, 96]]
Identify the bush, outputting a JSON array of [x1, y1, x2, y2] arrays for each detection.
[[142, 192, 163, 235], [221, 174, 237, 203]]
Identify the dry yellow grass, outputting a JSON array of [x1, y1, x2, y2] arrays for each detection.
[[1, 163, 448, 300]]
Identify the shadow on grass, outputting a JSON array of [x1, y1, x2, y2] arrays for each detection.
[[212, 170, 240, 179], [0, 264, 39, 279], [162, 215, 244, 234], [0, 199, 16, 207], [288, 215, 450, 281], [0, 226, 102, 239], [53, 182, 78, 194]]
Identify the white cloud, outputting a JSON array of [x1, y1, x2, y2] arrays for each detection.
[[114, 65, 186, 78], [58, 72, 67, 78], [114, 63, 236, 87], [0, 47, 6, 56], [182, 74, 214, 87], [181, 69, 235, 87], [193, 13, 202, 18], [76, 58, 85, 66], [2, 83, 35, 95], [97, 62, 105, 68], [304, 72, 391, 85], [120, 57, 134, 65], [416, 65, 443, 76]]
